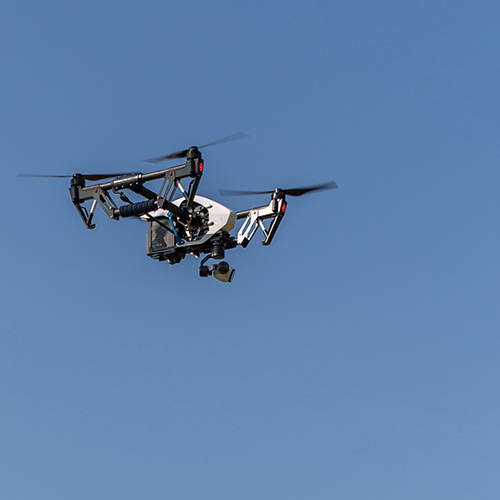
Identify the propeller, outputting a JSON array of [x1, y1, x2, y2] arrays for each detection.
[[219, 180, 338, 197], [145, 132, 250, 163], [17, 172, 133, 181]]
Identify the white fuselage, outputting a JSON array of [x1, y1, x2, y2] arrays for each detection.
[[141, 195, 236, 248]]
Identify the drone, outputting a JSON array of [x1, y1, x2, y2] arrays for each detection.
[[19, 134, 338, 282]]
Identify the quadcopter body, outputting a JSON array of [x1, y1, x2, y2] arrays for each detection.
[[20, 136, 337, 282]]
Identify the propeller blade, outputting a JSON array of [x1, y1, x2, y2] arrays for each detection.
[[17, 172, 133, 181], [219, 181, 338, 197], [17, 173, 72, 178], [198, 132, 250, 149], [145, 132, 249, 163], [144, 149, 189, 163], [219, 188, 273, 196], [284, 181, 339, 196]]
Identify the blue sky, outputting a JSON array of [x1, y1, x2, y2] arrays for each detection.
[[2, 1, 500, 498]]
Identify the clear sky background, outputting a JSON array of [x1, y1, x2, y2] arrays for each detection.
[[1, 1, 500, 498]]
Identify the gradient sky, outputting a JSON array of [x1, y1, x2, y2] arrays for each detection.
[[2, 1, 500, 499]]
